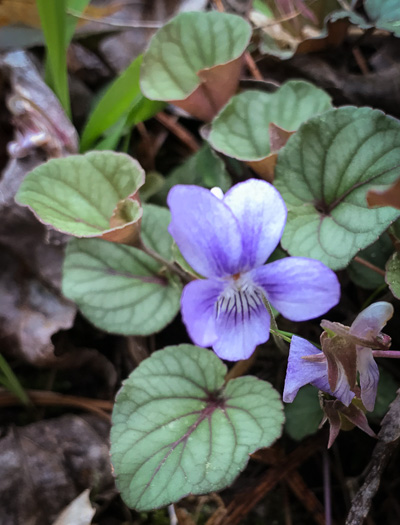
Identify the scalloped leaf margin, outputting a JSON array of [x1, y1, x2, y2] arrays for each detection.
[[111, 344, 284, 510], [15, 151, 145, 241], [274, 106, 400, 270], [62, 204, 182, 335]]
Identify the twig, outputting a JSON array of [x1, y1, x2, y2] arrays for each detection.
[[0, 389, 112, 421], [286, 470, 329, 525], [213, 0, 263, 82], [207, 431, 328, 525], [213, 0, 225, 13], [244, 52, 263, 81], [156, 112, 200, 153], [352, 47, 370, 75], [252, 447, 332, 525]]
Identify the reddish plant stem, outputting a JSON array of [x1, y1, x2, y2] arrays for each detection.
[[0, 389, 112, 421], [372, 350, 400, 358], [323, 450, 332, 525], [244, 52, 263, 81], [156, 112, 200, 153], [353, 256, 385, 276]]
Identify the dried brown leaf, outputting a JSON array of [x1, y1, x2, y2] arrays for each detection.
[[0, 415, 112, 525], [1, 50, 78, 158]]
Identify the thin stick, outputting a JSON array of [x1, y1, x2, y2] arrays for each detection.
[[244, 52, 263, 81], [0, 389, 112, 421], [207, 431, 328, 525], [156, 112, 200, 153], [213, 0, 224, 12], [353, 256, 385, 277], [352, 47, 370, 75]]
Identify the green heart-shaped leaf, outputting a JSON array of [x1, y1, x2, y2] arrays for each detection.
[[333, 0, 400, 37], [141, 11, 250, 101], [111, 344, 284, 511], [16, 151, 144, 238], [208, 81, 332, 161], [275, 107, 400, 270], [365, 0, 400, 35], [62, 204, 181, 335], [386, 251, 400, 299], [140, 11, 251, 120]]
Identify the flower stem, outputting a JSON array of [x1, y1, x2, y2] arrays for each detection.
[[269, 328, 293, 343], [139, 240, 193, 283], [353, 256, 385, 276], [372, 350, 400, 358], [262, 296, 288, 354]]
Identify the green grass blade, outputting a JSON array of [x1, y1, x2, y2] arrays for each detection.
[[0, 354, 30, 405], [80, 55, 144, 152], [36, 0, 71, 117], [66, 0, 91, 44]]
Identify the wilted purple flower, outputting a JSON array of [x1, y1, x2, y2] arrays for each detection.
[[167, 179, 340, 361], [283, 302, 394, 411]]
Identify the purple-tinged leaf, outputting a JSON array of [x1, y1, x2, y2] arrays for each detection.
[[111, 345, 284, 510]]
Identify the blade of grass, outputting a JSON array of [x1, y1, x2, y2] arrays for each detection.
[[80, 54, 143, 151], [36, 0, 71, 117], [80, 54, 164, 152], [0, 354, 30, 406], [94, 116, 128, 151], [126, 97, 166, 127], [93, 98, 166, 151], [66, 0, 92, 43]]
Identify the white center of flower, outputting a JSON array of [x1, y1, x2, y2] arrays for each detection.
[[215, 273, 265, 323]]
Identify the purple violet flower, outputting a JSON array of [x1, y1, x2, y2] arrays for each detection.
[[167, 179, 340, 361], [283, 301, 394, 411]]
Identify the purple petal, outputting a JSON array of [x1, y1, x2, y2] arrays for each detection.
[[251, 257, 340, 321], [213, 286, 271, 361], [180, 279, 224, 347], [283, 336, 331, 403], [167, 185, 243, 278], [350, 301, 394, 339], [357, 348, 379, 411], [331, 365, 355, 407], [223, 179, 287, 270]]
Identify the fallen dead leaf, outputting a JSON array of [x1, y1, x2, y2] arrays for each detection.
[[51, 489, 95, 525], [0, 50, 78, 158], [0, 414, 112, 525]]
